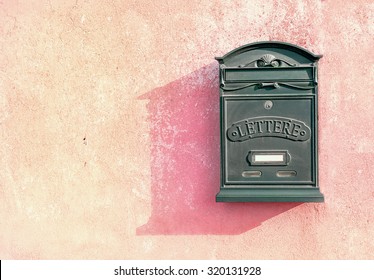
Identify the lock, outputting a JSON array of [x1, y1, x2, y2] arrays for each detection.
[[215, 41, 324, 202], [264, 100, 273, 110]]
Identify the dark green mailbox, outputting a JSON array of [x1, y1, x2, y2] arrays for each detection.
[[216, 41, 324, 202]]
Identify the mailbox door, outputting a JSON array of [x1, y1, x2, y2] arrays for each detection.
[[223, 96, 316, 186]]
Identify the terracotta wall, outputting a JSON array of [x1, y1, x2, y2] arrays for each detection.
[[0, 0, 373, 259]]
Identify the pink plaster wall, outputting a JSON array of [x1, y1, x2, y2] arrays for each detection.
[[0, 0, 373, 259]]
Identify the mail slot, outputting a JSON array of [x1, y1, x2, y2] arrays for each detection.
[[215, 41, 324, 202]]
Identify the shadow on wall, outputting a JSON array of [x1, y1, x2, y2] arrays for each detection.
[[138, 63, 301, 235]]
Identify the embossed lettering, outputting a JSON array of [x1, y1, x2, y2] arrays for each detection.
[[256, 121, 263, 133], [264, 120, 273, 133], [274, 120, 282, 133], [246, 121, 256, 135], [237, 126, 247, 137], [282, 121, 292, 135], [227, 116, 310, 142], [292, 124, 301, 137]]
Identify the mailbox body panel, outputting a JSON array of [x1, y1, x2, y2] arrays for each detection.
[[216, 41, 324, 202], [223, 96, 316, 185]]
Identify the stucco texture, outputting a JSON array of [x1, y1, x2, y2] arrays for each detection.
[[0, 0, 373, 259]]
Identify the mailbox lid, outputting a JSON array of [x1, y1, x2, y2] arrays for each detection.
[[217, 41, 321, 94]]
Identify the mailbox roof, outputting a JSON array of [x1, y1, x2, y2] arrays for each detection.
[[216, 41, 322, 66]]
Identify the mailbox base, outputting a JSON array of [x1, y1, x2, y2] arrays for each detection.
[[216, 187, 324, 202]]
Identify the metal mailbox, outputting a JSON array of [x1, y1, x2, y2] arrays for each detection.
[[215, 41, 324, 202]]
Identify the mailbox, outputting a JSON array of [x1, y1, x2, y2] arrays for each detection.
[[215, 41, 324, 202]]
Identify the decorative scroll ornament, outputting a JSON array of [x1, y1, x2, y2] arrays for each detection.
[[239, 54, 297, 68], [257, 54, 279, 67]]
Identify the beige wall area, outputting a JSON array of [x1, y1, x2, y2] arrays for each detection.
[[0, 0, 373, 259]]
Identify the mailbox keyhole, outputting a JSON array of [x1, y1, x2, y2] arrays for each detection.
[[264, 100, 273, 110]]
